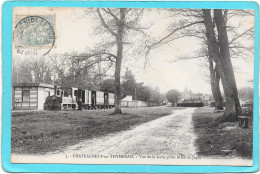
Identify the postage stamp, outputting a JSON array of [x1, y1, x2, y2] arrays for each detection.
[[13, 14, 55, 56]]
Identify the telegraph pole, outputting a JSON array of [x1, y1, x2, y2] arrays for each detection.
[[135, 87, 137, 108]]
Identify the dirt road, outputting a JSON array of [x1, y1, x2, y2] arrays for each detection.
[[11, 107, 252, 166], [52, 107, 198, 156]]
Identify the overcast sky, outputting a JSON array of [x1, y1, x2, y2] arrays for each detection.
[[13, 7, 255, 94]]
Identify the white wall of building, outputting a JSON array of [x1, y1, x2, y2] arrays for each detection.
[[122, 95, 133, 102]]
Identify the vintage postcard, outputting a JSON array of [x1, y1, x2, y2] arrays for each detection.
[[2, 1, 259, 173]]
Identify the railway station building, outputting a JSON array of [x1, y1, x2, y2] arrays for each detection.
[[12, 83, 56, 110]]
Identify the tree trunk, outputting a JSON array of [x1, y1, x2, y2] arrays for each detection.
[[208, 56, 223, 110], [113, 8, 126, 114], [214, 9, 242, 120], [114, 54, 122, 114], [202, 9, 241, 123], [213, 68, 223, 110]]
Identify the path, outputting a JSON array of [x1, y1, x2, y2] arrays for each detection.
[[12, 108, 200, 164], [55, 107, 197, 156]]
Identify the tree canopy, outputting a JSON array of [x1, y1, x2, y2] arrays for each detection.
[[166, 89, 181, 105]]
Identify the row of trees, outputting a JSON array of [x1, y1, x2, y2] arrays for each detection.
[[166, 86, 253, 107], [101, 68, 165, 105], [12, 55, 104, 90]]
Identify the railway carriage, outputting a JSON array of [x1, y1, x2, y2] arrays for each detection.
[[69, 87, 92, 109], [108, 93, 115, 108], [96, 91, 104, 108], [44, 85, 115, 110]]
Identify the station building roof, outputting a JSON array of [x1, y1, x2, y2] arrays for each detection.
[[12, 82, 55, 88]]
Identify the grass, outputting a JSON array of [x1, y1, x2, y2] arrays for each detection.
[[11, 106, 180, 154], [192, 107, 253, 159]]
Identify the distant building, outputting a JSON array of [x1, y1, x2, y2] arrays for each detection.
[[121, 95, 147, 107], [163, 99, 172, 106], [122, 95, 133, 102], [180, 87, 210, 103], [12, 83, 56, 110]]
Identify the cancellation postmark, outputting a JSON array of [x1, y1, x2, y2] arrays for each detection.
[[13, 15, 55, 56]]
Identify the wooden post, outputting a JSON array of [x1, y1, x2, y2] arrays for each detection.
[[244, 118, 248, 128], [239, 118, 242, 127]]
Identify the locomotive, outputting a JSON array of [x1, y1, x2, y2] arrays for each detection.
[[44, 86, 115, 110]]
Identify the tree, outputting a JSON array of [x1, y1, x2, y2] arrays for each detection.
[[197, 47, 224, 110], [100, 79, 115, 93], [29, 57, 53, 84], [122, 68, 136, 97], [135, 83, 150, 102], [203, 48, 224, 110], [95, 8, 145, 114], [12, 56, 54, 84], [144, 9, 253, 123], [149, 87, 164, 105], [12, 57, 32, 83], [202, 9, 241, 122], [143, 9, 225, 109], [50, 53, 101, 90], [238, 87, 254, 101], [166, 89, 181, 106], [194, 10, 253, 111]]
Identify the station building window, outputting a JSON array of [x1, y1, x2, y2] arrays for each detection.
[[74, 90, 78, 96], [22, 90, 30, 102]]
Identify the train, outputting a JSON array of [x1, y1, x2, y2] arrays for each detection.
[[44, 85, 115, 110]]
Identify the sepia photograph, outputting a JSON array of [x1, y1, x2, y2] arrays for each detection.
[[10, 6, 255, 166]]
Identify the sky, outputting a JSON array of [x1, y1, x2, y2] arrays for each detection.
[[12, 7, 255, 94]]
